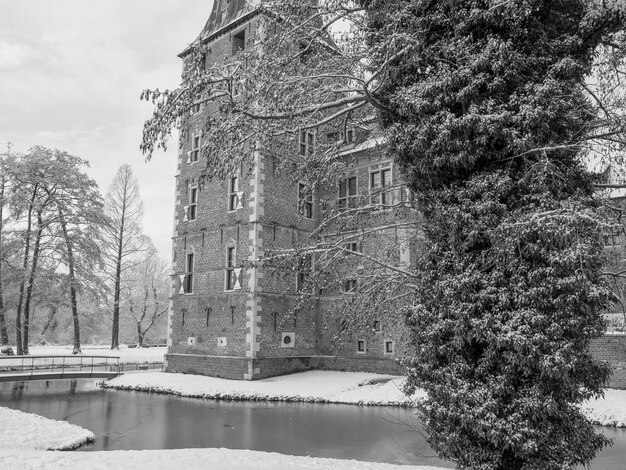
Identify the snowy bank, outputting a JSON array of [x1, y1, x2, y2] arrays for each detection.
[[580, 388, 626, 428], [0, 448, 445, 470], [102, 370, 425, 406], [0, 407, 94, 450], [103, 370, 626, 428]]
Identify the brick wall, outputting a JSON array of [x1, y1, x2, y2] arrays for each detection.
[[590, 334, 626, 389]]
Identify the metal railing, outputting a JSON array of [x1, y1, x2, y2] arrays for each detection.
[[0, 355, 121, 381]]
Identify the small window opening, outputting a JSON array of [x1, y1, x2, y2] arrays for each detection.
[[233, 30, 245, 54]]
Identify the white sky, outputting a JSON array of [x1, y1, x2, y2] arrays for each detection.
[[0, 0, 213, 257]]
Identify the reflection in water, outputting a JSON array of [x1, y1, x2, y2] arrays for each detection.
[[0, 379, 624, 470]]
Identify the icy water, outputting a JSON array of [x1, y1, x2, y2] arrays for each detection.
[[1, 379, 625, 469]]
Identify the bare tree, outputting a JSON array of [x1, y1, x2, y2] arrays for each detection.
[[103, 164, 147, 350], [121, 244, 168, 347]]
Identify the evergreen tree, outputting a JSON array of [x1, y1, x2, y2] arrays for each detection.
[[363, 1, 623, 468]]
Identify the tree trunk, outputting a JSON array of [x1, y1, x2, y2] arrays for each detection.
[[15, 186, 37, 354], [40, 305, 58, 336], [0, 173, 8, 346], [58, 208, 81, 354], [137, 322, 144, 347], [111, 250, 122, 350], [111, 196, 126, 351], [22, 208, 44, 355], [0, 292, 7, 346]]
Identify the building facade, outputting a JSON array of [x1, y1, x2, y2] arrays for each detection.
[[164, 0, 415, 380]]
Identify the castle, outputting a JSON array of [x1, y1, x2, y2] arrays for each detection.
[[163, 0, 418, 380]]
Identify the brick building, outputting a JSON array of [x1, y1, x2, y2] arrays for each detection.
[[164, 0, 626, 389], [164, 0, 415, 380]]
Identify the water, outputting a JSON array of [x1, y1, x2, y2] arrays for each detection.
[[1, 380, 624, 469]]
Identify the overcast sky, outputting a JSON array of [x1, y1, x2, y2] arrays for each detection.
[[0, 0, 213, 257]]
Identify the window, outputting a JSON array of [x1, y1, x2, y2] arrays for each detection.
[[182, 253, 194, 294], [231, 79, 241, 98], [299, 130, 315, 156], [604, 226, 622, 247], [373, 320, 381, 333], [233, 30, 245, 54], [228, 175, 243, 211], [226, 246, 241, 290], [338, 176, 357, 208], [344, 241, 359, 254], [357, 339, 366, 354], [188, 187, 198, 221], [384, 341, 394, 354], [190, 102, 201, 115], [326, 129, 355, 144], [190, 135, 200, 162], [296, 255, 311, 291], [370, 168, 391, 205], [298, 182, 313, 219], [344, 279, 357, 292]]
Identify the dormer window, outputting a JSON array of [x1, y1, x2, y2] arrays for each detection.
[[233, 30, 245, 55]]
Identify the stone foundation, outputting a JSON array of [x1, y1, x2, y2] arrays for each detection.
[[165, 353, 401, 380]]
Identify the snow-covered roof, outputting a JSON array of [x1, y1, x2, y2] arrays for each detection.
[[337, 136, 387, 157]]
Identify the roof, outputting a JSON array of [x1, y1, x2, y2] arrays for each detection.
[[201, 0, 250, 39], [179, 0, 256, 57]]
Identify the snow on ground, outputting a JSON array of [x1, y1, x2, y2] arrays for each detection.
[[103, 370, 425, 406], [103, 370, 626, 428], [0, 448, 444, 470], [580, 388, 626, 427], [3, 345, 165, 364], [0, 407, 94, 451]]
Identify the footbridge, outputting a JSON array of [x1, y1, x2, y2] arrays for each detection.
[[0, 355, 121, 382]]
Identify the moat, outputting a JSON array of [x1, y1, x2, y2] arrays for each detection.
[[1, 379, 624, 469]]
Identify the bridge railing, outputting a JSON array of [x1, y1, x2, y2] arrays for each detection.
[[0, 355, 121, 379]]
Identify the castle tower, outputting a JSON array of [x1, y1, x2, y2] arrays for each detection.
[[165, 0, 412, 380]]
